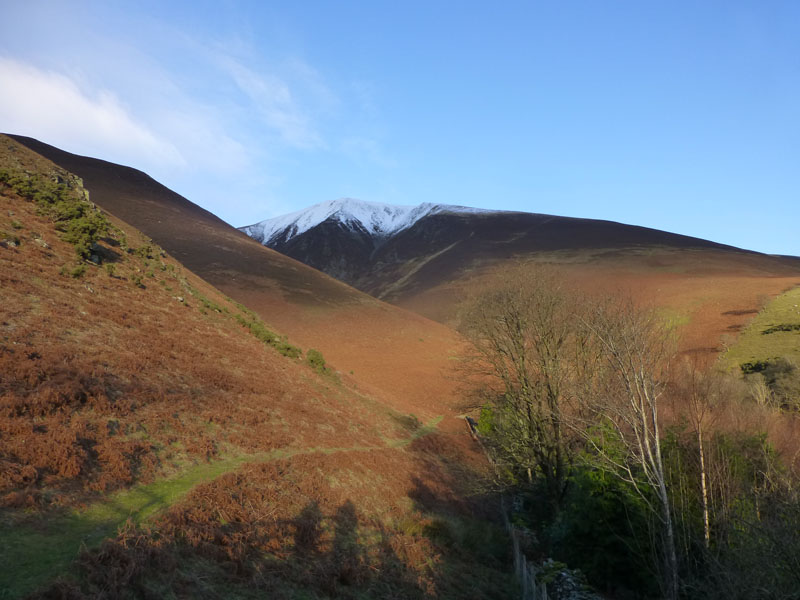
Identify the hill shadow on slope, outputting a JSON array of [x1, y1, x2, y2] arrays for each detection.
[[26, 444, 514, 600]]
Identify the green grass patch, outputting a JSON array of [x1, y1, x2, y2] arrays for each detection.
[[232, 310, 302, 359], [656, 306, 691, 331], [386, 415, 444, 448], [0, 453, 268, 599], [720, 285, 800, 372]]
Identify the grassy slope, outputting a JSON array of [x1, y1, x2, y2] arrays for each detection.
[[0, 137, 510, 599], [720, 285, 800, 370], [4, 454, 259, 597]]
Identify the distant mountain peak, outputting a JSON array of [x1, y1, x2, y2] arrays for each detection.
[[240, 198, 496, 245]]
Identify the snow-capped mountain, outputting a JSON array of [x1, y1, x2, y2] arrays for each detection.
[[238, 197, 503, 289], [240, 198, 494, 246], [239, 197, 743, 309]]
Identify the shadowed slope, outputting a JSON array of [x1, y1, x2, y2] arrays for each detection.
[[5, 135, 358, 308], [363, 210, 800, 302]]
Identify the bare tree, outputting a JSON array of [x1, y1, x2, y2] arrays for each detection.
[[579, 298, 680, 600], [459, 264, 587, 513], [461, 266, 681, 597]]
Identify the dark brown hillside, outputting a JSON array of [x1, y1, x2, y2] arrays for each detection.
[[5, 134, 358, 308], [234, 185, 800, 362], [273, 209, 747, 298], [362, 209, 775, 300], [245, 196, 799, 306]]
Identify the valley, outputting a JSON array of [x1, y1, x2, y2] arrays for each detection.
[[2, 133, 799, 599]]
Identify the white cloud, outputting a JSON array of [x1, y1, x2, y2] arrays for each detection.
[[0, 56, 184, 169], [0, 12, 386, 228]]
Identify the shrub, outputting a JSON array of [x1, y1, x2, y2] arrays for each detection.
[[306, 348, 327, 373], [134, 244, 155, 260], [762, 323, 800, 334], [275, 338, 302, 359], [234, 312, 302, 358], [743, 357, 800, 410], [1, 168, 111, 259], [58, 211, 110, 259]]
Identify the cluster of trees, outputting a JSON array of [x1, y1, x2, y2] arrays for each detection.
[[460, 265, 800, 599]]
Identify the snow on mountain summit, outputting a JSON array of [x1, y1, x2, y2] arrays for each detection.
[[240, 198, 494, 245]]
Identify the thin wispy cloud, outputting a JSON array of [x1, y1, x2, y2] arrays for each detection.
[[341, 136, 397, 169], [284, 57, 340, 115], [220, 57, 327, 150]]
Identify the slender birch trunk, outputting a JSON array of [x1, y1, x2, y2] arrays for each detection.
[[698, 427, 710, 548]]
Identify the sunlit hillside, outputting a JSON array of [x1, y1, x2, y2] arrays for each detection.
[[0, 135, 511, 599]]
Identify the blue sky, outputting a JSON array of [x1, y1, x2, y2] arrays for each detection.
[[1, 1, 798, 255]]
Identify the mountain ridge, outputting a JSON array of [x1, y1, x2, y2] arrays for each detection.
[[240, 197, 498, 247], [239, 196, 798, 301], [243, 196, 785, 259]]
